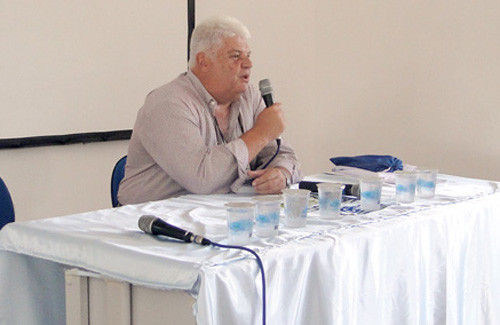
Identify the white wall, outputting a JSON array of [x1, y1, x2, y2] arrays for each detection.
[[0, 141, 129, 220], [312, 1, 500, 181], [1, 1, 187, 138], [1, 0, 499, 222]]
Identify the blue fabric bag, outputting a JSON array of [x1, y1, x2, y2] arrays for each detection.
[[330, 154, 403, 173]]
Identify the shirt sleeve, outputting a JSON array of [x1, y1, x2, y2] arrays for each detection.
[[256, 138, 303, 184], [249, 93, 303, 185]]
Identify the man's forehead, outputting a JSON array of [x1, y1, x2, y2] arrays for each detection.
[[226, 48, 251, 54], [219, 36, 250, 51]]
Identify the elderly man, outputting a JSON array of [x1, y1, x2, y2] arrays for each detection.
[[118, 16, 302, 205]]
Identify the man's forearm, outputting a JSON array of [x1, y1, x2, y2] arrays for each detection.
[[240, 128, 274, 163]]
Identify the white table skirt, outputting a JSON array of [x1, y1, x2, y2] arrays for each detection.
[[1, 174, 499, 324]]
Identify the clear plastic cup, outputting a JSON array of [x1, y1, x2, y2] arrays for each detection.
[[225, 202, 255, 245], [417, 169, 438, 199], [283, 189, 310, 228], [253, 195, 282, 237], [395, 171, 417, 203], [317, 183, 345, 219], [360, 177, 382, 211]]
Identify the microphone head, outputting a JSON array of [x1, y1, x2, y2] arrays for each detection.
[[259, 79, 273, 96], [138, 215, 157, 234]]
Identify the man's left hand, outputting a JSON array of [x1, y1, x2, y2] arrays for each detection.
[[247, 167, 287, 194]]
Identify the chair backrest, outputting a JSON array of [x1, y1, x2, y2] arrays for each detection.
[[111, 156, 127, 207], [0, 177, 15, 230]]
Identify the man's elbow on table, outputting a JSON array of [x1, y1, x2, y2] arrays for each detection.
[[179, 170, 239, 195]]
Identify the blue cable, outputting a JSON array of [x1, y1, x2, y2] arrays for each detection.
[[138, 216, 266, 324], [211, 242, 266, 325], [260, 138, 281, 170]]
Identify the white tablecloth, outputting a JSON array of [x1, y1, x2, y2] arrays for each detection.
[[1, 174, 499, 324]]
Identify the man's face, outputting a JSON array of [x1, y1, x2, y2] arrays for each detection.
[[206, 36, 252, 102]]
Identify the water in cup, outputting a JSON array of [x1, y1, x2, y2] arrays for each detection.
[[317, 183, 345, 219], [283, 189, 310, 228], [417, 169, 438, 199], [253, 195, 281, 237], [360, 177, 382, 211], [395, 171, 417, 203], [225, 202, 255, 245]]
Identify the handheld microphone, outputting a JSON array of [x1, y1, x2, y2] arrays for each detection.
[[258, 79, 274, 107], [138, 215, 211, 246], [257, 78, 281, 170]]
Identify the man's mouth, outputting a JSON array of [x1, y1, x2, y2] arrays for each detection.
[[240, 73, 250, 82]]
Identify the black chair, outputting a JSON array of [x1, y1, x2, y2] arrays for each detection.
[[111, 156, 127, 207], [0, 177, 15, 230]]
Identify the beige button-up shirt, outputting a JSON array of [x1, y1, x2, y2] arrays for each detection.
[[118, 71, 302, 205]]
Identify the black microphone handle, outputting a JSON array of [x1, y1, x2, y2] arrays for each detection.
[[261, 93, 281, 142], [146, 217, 212, 246], [151, 218, 193, 242], [262, 93, 274, 107]]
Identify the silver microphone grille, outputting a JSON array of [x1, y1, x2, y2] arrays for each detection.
[[258, 79, 273, 96], [138, 215, 156, 234]]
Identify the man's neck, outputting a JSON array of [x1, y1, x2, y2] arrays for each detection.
[[214, 104, 231, 136]]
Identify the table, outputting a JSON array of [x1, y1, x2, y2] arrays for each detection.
[[1, 174, 499, 324]]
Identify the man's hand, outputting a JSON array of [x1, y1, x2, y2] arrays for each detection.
[[240, 103, 285, 163], [253, 103, 285, 142], [247, 167, 288, 194]]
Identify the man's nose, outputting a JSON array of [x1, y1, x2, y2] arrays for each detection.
[[242, 56, 252, 69]]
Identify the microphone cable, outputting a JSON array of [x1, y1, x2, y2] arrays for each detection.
[[260, 138, 281, 170], [210, 242, 267, 325], [138, 216, 267, 324]]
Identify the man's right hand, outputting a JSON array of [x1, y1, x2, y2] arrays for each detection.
[[253, 103, 285, 142], [240, 103, 286, 162]]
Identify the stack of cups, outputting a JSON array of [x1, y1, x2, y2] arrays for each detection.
[[253, 195, 282, 237], [417, 169, 438, 199], [395, 171, 417, 203], [283, 189, 310, 228], [225, 202, 255, 245], [360, 177, 382, 211], [317, 183, 345, 219]]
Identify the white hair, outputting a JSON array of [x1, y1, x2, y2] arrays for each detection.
[[188, 15, 251, 69]]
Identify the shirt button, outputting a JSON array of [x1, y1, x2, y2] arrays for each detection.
[[208, 99, 217, 109]]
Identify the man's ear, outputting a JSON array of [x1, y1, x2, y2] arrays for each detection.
[[196, 52, 209, 70]]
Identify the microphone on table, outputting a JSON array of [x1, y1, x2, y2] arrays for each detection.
[[138, 215, 211, 246], [138, 215, 267, 325]]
